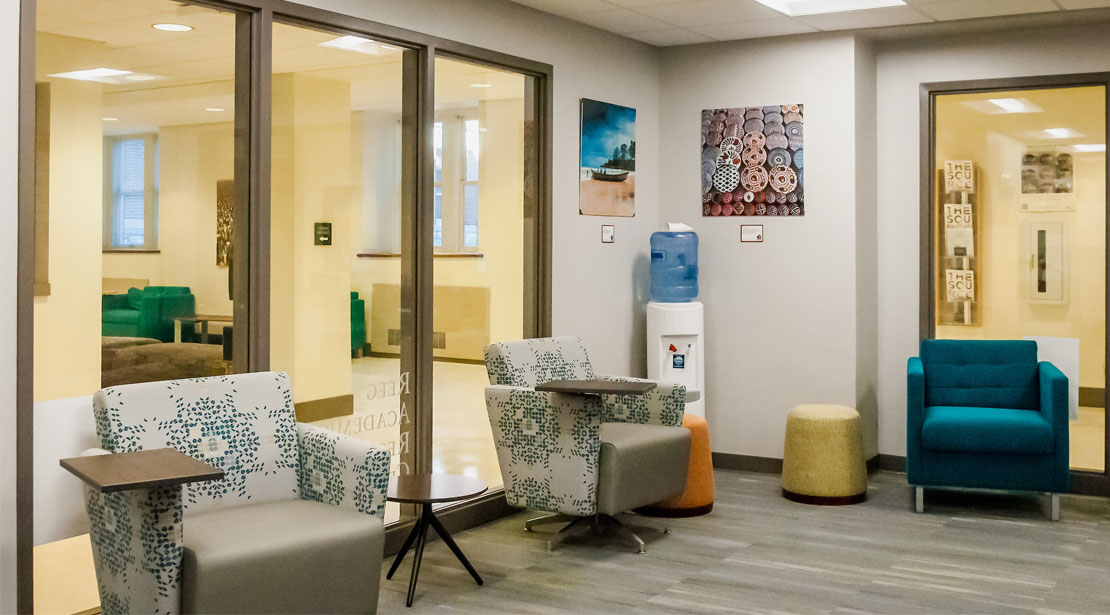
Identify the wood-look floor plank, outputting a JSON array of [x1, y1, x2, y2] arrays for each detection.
[[377, 470, 1110, 614]]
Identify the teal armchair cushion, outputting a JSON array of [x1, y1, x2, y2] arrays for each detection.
[[351, 291, 366, 353], [102, 309, 140, 325], [101, 286, 196, 342], [922, 339, 1039, 409], [922, 406, 1053, 455]]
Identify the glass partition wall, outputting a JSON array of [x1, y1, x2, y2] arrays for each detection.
[[928, 80, 1109, 489], [22, 1, 550, 610]]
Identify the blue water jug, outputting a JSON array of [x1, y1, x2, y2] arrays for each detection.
[[650, 228, 698, 302]]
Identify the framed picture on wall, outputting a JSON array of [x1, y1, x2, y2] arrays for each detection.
[[701, 104, 804, 216], [579, 98, 636, 217]]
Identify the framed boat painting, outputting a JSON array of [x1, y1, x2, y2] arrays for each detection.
[[580, 98, 636, 217], [702, 104, 804, 216]]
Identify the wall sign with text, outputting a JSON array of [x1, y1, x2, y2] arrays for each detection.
[[944, 160, 974, 193]]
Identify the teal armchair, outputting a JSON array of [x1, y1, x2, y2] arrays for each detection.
[[102, 286, 196, 342], [907, 339, 1069, 519], [351, 291, 367, 354]]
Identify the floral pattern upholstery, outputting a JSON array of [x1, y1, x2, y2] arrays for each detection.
[[483, 338, 685, 518], [85, 372, 390, 614]]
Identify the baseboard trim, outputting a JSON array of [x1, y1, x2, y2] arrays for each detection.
[[383, 491, 515, 556], [877, 454, 906, 473], [712, 452, 904, 476], [1079, 387, 1105, 408], [711, 452, 782, 474], [293, 394, 354, 422]]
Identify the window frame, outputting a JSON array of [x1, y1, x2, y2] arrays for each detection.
[[432, 112, 481, 253], [102, 132, 159, 251]]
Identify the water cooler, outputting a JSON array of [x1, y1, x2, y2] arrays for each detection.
[[647, 222, 705, 418], [647, 301, 705, 417]]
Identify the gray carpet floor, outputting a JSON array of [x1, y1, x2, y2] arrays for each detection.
[[378, 469, 1110, 614]]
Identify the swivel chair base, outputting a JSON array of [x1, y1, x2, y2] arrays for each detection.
[[524, 512, 670, 554]]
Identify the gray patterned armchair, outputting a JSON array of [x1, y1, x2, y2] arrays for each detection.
[[484, 337, 691, 553], [80, 371, 390, 614]]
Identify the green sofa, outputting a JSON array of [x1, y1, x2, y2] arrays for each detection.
[[907, 339, 1069, 519], [102, 286, 196, 343], [351, 291, 367, 354]]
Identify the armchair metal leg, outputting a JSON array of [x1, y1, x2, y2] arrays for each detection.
[[545, 516, 592, 552], [1050, 493, 1061, 521], [598, 515, 646, 554], [915, 487, 924, 513], [525, 513, 574, 532]]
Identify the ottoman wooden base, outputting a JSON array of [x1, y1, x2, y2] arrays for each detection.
[[782, 489, 866, 506]]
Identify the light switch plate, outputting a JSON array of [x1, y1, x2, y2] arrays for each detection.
[[601, 225, 615, 243], [741, 224, 763, 243]]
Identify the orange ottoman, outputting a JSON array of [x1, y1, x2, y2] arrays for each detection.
[[636, 414, 715, 517]]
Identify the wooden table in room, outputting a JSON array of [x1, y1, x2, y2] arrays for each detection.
[[385, 474, 488, 607], [173, 314, 233, 344]]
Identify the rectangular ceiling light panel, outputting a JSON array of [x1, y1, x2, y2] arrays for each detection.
[[753, 0, 905, 16]]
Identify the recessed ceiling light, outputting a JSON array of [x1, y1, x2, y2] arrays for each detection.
[[320, 35, 386, 55], [1071, 144, 1106, 152], [1044, 127, 1082, 139], [380, 44, 402, 51], [153, 23, 193, 32], [469, 83, 493, 88], [49, 67, 131, 82], [960, 97, 1043, 115], [753, 0, 905, 16], [205, 107, 225, 112], [988, 98, 1028, 113], [102, 117, 119, 121], [125, 74, 157, 81]]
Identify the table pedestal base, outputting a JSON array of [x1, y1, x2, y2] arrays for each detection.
[[386, 501, 483, 607]]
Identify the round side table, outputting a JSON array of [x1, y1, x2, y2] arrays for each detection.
[[386, 474, 487, 607]]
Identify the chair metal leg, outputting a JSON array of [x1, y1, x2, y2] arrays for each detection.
[[599, 515, 646, 554], [624, 513, 671, 534], [545, 516, 591, 552], [524, 513, 574, 532], [1050, 493, 1061, 521], [915, 487, 924, 513]]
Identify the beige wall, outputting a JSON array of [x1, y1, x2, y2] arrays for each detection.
[[935, 89, 1105, 389], [270, 72, 357, 404], [33, 78, 103, 402], [1, 0, 19, 606]]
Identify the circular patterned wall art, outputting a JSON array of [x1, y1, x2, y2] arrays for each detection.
[[741, 165, 769, 192], [713, 164, 741, 193], [784, 111, 803, 124], [743, 118, 765, 133], [767, 148, 791, 168], [793, 148, 804, 169], [745, 107, 764, 120], [766, 133, 788, 150], [743, 130, 766, 150], [786, 121, 804, 150], [742, 146, 767, 168], [769, 165, 797, 194], [782, 104, 801, 114]]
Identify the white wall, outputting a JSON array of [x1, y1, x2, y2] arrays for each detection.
[[294, 0, 663, 377], [876, 23, 1110, 456], [658, 34, 875, 459], [1, 0, 20, 608]]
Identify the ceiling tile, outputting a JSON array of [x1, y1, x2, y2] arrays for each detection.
[[508, 0, 619, 15], [912, 0, 1059, 21], [794, 5, 934, 30], [1057, 0, 1110, 8], [692, 16, 818, 40], [636, 0, 784, 28], [623, 27, 715, 45], [568, 8, 672, 32]]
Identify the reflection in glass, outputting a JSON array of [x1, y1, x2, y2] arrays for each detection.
[[431, 56, 529, 499], [269, 22, 407, 522], [934, 86, 1106, 472]]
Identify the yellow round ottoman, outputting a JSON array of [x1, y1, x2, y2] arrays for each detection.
[[782, 404, 867, 505], [636, 414, 715, 517]]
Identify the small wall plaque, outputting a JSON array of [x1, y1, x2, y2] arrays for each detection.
[[740, 224, 763, 243], [601, 224, 615, 243], [314, 222, 332, 246]]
